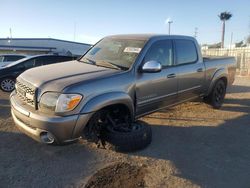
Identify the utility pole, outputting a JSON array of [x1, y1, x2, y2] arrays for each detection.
[[8, 28, 12, 44], [194, 27, 198, 38], [166, 18, 173, 35], [9, 28, 12, 38]]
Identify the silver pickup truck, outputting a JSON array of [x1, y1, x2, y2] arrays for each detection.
[[10, 34, 236, 151]]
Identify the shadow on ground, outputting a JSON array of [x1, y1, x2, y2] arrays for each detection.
[[0, 99, 10, 118], [227, 84, 250, 94], [134, 97, 250, 188], [0, 130, 102, 187]]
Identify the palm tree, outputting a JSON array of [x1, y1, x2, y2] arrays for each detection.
[[218, 11, 232, 48]]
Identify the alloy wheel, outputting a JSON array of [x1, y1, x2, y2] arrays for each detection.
[[1, 79, 15, 92]]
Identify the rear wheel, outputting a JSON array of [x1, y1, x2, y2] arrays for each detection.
[[0, 78, 15, 92], [206, 80, 226, 109]]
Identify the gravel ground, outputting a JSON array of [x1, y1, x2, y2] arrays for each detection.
[[0, 77, 250, 188]]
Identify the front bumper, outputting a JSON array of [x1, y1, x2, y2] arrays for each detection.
[[10, 93, 93, 144]]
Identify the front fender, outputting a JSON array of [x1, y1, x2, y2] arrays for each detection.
[[207, 68, 228, 95], [81, 92, 134, 118]]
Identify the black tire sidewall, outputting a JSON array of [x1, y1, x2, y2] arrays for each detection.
[[104, 120, 152, 152], [211, 80, 226, 109]]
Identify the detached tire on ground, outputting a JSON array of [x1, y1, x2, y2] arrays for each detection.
[[103, 120, 152, 152]]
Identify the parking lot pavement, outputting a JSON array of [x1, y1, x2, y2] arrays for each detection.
[[1, 77, 250, 187]]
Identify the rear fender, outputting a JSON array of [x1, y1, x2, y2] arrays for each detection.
[[207, 68, 228, 95]]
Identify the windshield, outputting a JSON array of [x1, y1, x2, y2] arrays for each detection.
[[79, 38, 146, 70]]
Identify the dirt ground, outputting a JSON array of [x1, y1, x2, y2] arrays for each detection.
[[1, 77, 250, 188]]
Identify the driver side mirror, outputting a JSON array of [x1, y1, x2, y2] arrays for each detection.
[[141, 60, 162, 73]]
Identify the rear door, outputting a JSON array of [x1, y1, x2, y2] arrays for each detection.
[[174, 39, 205, 101], [136, 39, 178, 116]]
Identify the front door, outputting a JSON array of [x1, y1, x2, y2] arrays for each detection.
[[135, 39, 178, 117]]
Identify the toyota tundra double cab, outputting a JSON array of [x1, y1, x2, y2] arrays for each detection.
[[10, 34, 236, 151]]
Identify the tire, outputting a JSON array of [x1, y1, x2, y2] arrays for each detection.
[[0, 78, 15, 92], [103, 120, 152, 152], [207, 79, 226, 109]]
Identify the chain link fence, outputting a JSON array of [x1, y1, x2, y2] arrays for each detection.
[[202, 47, 250, 76]]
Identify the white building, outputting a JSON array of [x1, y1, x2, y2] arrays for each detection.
[[0, 38, 91, 56]]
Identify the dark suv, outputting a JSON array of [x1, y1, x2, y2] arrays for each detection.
[[0, 54, 75, 92]]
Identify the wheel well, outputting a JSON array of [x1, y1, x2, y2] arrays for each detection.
[[101, 103, 132, 121], [83, 103, 132, 141]]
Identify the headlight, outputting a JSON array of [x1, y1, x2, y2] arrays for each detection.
[[56, 94, 82, 112], [39, 92, 82, 113]]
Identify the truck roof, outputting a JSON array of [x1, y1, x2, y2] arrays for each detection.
[[108, 34, 195, 41]]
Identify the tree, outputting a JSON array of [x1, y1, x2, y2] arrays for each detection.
[[218, 11, 232, 48], [247, 35, 250, 44]]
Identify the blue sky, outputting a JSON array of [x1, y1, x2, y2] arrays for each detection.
[[1, 0, 249, 46]]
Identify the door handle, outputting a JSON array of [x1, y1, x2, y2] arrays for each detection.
[[197, 68, 203, 72], [167, 73, 176, 78]]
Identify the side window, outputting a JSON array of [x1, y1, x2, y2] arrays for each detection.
[[33, 57, 45, 67], [47, 56, 59, 64], [144, 40, 173, 67], [5, 56, 24, 62], [175, 40, 197, 65], [42, 56, 67, 65], [36, 56, 54, 65], [55, 56, 72, 62], [23, 59, 35, 69]]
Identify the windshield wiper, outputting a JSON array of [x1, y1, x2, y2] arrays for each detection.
[[78, 57, 96, 65], [96, 60, 122, 70], [79, 58, 126, 70]]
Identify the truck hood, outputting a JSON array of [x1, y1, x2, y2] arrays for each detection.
[[19, 60, 121, 92]]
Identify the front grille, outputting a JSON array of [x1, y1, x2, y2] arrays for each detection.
[[16, 80, 36, 107]]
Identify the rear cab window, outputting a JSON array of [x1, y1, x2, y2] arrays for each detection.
[[175, 40, 198, 65]]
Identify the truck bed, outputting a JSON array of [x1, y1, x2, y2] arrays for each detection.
[[203, 56, 234, 62], [203, 56, 236, 88]]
